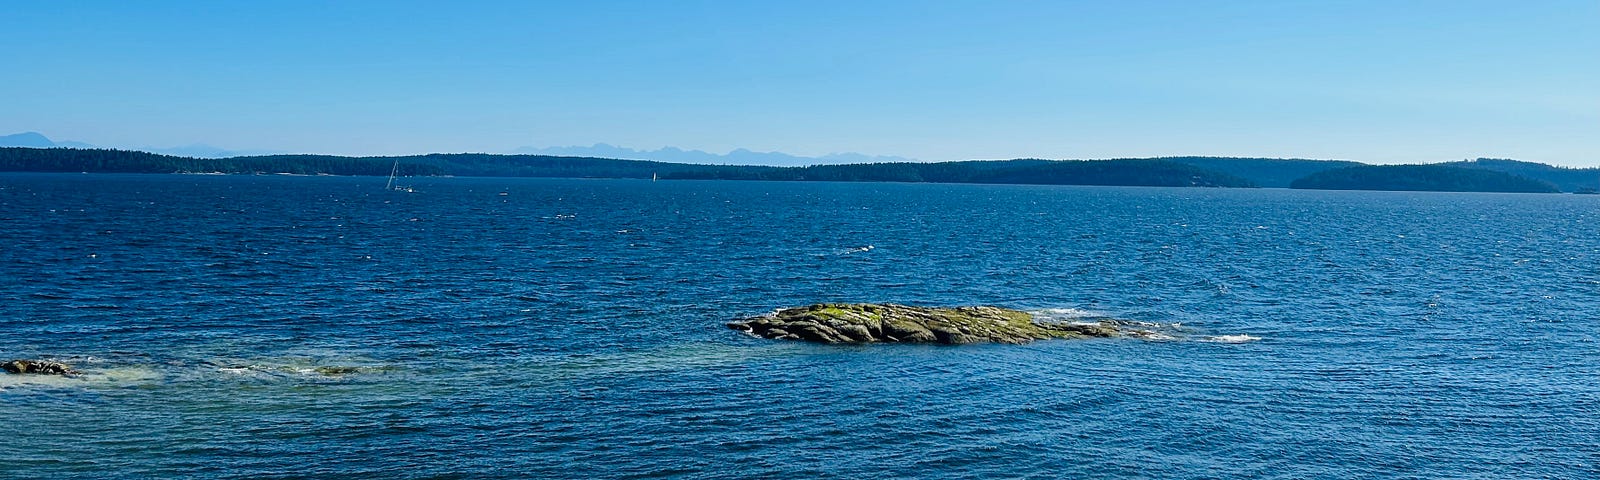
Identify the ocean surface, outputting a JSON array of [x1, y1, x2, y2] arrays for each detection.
[[2, 173, 1598, 479]]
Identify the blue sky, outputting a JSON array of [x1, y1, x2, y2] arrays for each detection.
[[3, 1, 1596, 164]]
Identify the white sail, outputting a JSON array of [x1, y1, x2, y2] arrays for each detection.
[[385, 161, 414, 192], [385, 160, 399, 190]]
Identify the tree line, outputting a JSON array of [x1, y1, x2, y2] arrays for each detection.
[[4, 147, 1592, 193], [0, 148, 444, 176], [1289, 164, 1561, 193]]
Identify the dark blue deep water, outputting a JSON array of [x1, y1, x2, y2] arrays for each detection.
[[3, 173, 1598, 479]]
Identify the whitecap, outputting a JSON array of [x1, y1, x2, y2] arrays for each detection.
[[1203, 334, 1261, 343], [1030, 308, 1106, 321], [1107, 319, 1184, 329], [834, 245, 875, 255]]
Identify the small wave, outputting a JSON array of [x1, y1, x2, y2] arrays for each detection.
[[833, 245, 874, 255], [1106, 319, 1184, 330], [1029, 308, 1204, 341], [214, 363, 381, 378], [67, 304, 123, 310], [1030, 308, 1107, 322], [1124, 330, 1180, 341], [1028, 309, 1259, 343]]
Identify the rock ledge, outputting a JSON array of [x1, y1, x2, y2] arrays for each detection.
[[728, 303, 1117, 345]]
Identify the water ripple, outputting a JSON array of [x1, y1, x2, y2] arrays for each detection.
[[2, 175, 1598, 478]]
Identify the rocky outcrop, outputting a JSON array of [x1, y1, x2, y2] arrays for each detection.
[[2, 359, 79, 375], [312, 366, 361, 376], [728, 303, 1118, 345]]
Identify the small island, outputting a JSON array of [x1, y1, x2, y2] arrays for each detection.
[[728, 303, 1119, 344]]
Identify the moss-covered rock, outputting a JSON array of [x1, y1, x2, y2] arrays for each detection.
[[728, 303, 1118, 345]]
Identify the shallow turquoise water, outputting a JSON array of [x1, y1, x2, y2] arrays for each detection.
[[2, 174, 1598, 478]]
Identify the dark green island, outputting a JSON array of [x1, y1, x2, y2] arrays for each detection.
[[3, 147, 1595, 193], [1290, 164, 1561, 193]]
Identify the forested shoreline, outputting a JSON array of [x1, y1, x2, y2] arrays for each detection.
[[3, 147, 1595, 193]]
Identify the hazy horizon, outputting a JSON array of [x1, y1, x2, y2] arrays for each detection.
[[3, 130, 1594, 170]]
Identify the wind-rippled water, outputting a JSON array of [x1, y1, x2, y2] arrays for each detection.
[[3, 173, 1598, 478]]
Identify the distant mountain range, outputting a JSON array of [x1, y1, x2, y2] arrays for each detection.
[[0, 132, 95, 149], [0, 132, 276, 158], [3, 132, 911, 166], [511, 143, 915, 166]]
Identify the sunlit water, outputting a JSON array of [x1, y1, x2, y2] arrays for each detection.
[[3, 174, 1598, 478]]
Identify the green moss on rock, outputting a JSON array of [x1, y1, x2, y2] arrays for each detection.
[[728, 303, 1119, 345]]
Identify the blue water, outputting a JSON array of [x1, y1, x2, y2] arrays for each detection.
[[3, 173, 1598, 478]]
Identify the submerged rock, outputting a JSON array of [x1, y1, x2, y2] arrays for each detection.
[[728, 303, 1118, 345], [2, 359, 80, 375], [312, 366, 361, 376]]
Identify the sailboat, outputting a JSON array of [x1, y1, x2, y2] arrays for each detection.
[[385, 160, 415, 193]]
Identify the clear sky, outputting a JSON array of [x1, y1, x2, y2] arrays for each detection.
[[3, 1, 1596, 164]]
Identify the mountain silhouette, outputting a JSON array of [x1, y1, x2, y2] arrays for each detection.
[[0, 132, 273, 158], [511, 143, 915, 166], [0, 132, 56, 148]]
